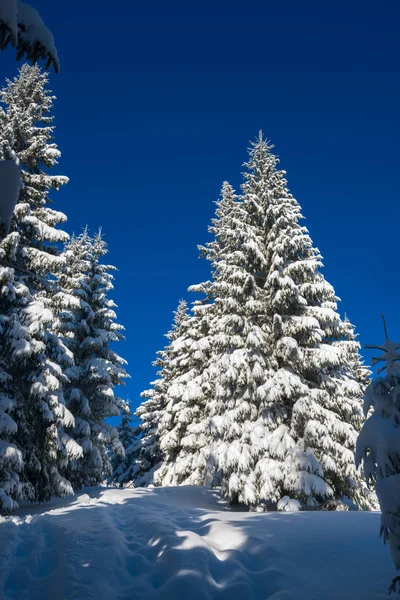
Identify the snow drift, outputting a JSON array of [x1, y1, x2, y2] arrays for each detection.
[[0, 486, 393, 599]]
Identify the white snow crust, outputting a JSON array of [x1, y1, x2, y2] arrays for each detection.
[[0, 486, 392, 599]]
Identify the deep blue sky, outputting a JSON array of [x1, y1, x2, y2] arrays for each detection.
[[2, 0, 400, 409]]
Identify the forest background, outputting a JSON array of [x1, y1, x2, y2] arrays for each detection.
[[2, 0, 398, 411]]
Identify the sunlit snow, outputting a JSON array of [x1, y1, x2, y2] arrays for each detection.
[[0, 486, 392, 599]]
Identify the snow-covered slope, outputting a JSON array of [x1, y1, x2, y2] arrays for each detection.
[[0, 486, 392, 599]]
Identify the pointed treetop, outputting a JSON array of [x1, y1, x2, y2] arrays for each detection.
[[93, 227, 104, 245], [69, 226, 90, 245], [167, 299, 189, 339], [221, 180, 233, 193], [250, 130, 274, 152], [175, 298, 188, 313], [92, 228, 108, 259], [243, 133, 280, 184]]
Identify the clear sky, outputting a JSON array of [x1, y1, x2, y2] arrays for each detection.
[[2, 0, 399, 410]]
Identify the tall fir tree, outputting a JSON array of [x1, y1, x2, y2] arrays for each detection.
[[50, 229, 93, 487], [195, 180, 274, 503], [54, 229, 129, 487], [133, 135, 372, 510], [0, 64, 82, 502], [126, 182, 273, 493], [0, 233, 28, 510], [245, 136, 370, 509]]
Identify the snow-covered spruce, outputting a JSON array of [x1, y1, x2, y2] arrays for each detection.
[[196, 181, 275, 503], [151, 294, 217, 487], [0, 0, 59, 72], [133, 134, 371, 510], [245, 136, 371, 510], [133, 185, 263, 490], [0, 159, 23, 504], [120, 299, 209, 487], [0, 233, 28, 511], [0, 64, 79, 502], [54, 230, 129, 487], [356, 337, 400, 594]]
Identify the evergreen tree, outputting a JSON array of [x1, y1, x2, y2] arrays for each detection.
[[0, 64, 81, 502], [152, 295, 214, 487], [121, 300, 195, 486], [248, 136, 369, 509], [356, 335, 400, 594], [134, 135, 371, 510], [0, 65, 129, 507], [0, 233, 27, 510], [196, 181, 274, 503], [51, 230, 93, 487], [55, 230, 129, 487], [130, 182, 272, 494]]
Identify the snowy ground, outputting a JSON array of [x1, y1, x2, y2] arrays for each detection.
[[0, 486, 394, 600]]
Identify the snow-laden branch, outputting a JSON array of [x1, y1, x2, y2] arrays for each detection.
[[356, 338, 400, 595], [0, 0, 59, 72]]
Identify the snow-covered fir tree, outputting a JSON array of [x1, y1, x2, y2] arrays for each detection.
[[130, 181, 275, 494], [0, 64, 80, 502], [133, 134, 371, 510], [142, 183, 270, 490], [54, 229, 129, 487], [0, 119, 25, 511], [356, 334, 400, 594], [0, 232, 28, 510], [194, 181, 275, 502], [151, 292, 219, 487], [117, 300, 196, 486], [247, 136, 370, 510]]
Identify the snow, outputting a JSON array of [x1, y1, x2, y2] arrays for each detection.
[[276, 495, 301, 512], [0, 1, 59, 71], [0, 486, 393, 599], [16, 1, 59, 72]]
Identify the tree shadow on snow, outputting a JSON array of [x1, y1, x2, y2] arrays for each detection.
[[0, 486, 391, 600]]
